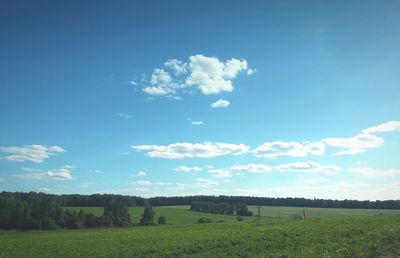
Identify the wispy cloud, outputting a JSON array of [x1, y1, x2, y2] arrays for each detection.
[[175, 166, 203, 172], [230, 164, 273, 173], [274, 161, 341, 175], [132, 142, 249, 159], [362, 121, 400, 134], [117, 113, 133, 119], [129, 180, 152, 186], [38, 187, 50, 192], [253, 141, 326, 158], [304, 177, 328, 184], [0, 145, 65, 163], [349, 167, 400, 177], [324, 134, 383, 156], [13, 165, 74, 180], [134, 171, 147, 177], [191, 121, 204, 125], [207, 169, 232, 178]]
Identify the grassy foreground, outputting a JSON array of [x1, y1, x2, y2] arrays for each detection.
[[1, 213, 400, 257]]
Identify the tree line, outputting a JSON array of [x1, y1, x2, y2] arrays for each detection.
[[149, 195, 400, 209], [190, 201, 252, 216], [6, 192, 398, 209]]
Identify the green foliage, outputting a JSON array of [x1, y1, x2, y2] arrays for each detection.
[[197, 217, 213, 223], [140, 206, 155, 225], [104, 201, 131, 227], [158, 216, 166, 224], [237, 216, 243, 221], [235, 203, 253, 216]]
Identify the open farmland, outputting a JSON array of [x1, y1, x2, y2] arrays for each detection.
[[1, 213, 400, 257], [66, 205, 400, 223]]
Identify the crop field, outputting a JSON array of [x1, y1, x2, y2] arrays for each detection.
[[0, 215, 399, 257], [1, 207, 400, 257]]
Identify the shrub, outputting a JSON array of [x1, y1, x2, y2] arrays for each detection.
[[237, 216, 244, 222], [158, 216, 166, 225], [197, 217, 213, 224]]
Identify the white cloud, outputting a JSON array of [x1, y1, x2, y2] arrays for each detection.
[[136, 171, 147, 177], [38, 187, 50, 192], [150, 68, 172, 85], [324, 133, 383, 156], [253, 141, 326, 158], [191, 121, 204, 125], [142, 86, 171, 95], [349, 167, 400, 177], [186, 55, 250, 94], [13, 165, 74, 180], [231, 164, 273, 173], [175, 166, 203, 172], [138, 54, 253, 97], [164, 59, 187, 75], [274, 161, 341, 175], [246, 68, 255, 75], [195, 178, 219, 187], [117, 113, 133, 119], [207, 169, 232, 178], [129, 80, 138, 86], [129, 180, 152, 186], [304, 177, 328, 184], [210, 99, 230, 108], [0, 145, 65, 163], [362, 121, 400, 134], [132, 142, 249, 159]]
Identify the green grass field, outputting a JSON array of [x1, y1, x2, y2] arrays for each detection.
[[66, 205, 400, 223], [1, 206, 400, 257]]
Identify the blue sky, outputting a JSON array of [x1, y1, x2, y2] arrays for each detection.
[[1, 0, 400, 200]]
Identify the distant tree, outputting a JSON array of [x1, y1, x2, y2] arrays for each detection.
[[104, 201, 131, 227], [158, 216, 166, 225], [236, 204, 252, 216], [140, 206, 155, 225]]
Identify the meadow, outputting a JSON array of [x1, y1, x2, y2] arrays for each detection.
[[1, 206, 400, 257], [66, 205, 400, 223]]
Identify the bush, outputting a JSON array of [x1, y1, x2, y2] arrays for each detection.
[[197, 218, 213, 224], [237, 216, 243, 222], [158, 216, 166, 224]]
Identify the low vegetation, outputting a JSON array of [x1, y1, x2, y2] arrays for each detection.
[[1, 212, 400, 257]]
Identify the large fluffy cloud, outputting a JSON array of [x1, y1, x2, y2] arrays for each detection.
[[323, 133, 383, 156], [253, 141, 326, 158], [139, 54, 253, 97], [0, 145, 65, 163], [13, 165, 73, 180], [132, 142, 249, 159]]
